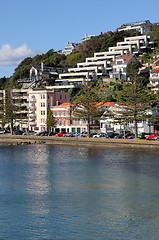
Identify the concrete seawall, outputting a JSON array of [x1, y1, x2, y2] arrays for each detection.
[[0, 134, 159, 150]]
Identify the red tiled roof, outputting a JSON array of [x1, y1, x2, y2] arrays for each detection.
[[104, 102, 116, 107], [51, 102, 73, 108], [112, 54, 135, 65], [154, 68, 159, 72]]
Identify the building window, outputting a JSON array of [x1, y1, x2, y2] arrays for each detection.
[[41, 95, 43, 99], [117, 60, 123, 65], [65, 111, 68, 117], [66, 120, 68, 126], [61, 111, 64, 116], [57, 111, 59, 116], [57, 119, 59, 125], [74, 120, 78, 125], [61, 119, 64, 126], [60, 95, 62, 100], [48, 95, 50, 99], [53, 111, 55, 117], [43, 95, 45, 99]]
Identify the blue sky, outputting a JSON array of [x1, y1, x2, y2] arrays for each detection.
[[0, 0, 159, 78]]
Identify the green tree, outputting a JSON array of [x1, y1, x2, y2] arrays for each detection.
[[72, 84, 104, 137], [46, 110, 55, 133], [116, 62, 155, 139], [0, 79, 28, 134]]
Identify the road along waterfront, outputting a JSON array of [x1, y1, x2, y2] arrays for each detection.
[[0, 134, 159, 150]]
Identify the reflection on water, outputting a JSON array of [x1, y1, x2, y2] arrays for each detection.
[[0, 145, 159, 239]]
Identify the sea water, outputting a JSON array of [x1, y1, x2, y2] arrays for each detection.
[[0, 144, 159, 239]]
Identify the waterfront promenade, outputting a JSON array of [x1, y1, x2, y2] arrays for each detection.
[[0, 134, 159, 150]]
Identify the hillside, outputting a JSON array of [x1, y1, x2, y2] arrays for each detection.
[[1, 25, 159, 89]]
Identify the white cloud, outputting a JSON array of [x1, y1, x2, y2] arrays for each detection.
[[0, 43, 38, 66]]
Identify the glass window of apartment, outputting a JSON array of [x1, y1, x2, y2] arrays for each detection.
[[61, 119, 64, 125], [41, 111, 43, 115], [41, 119, 43, 123], [41, 95, 43, 99], [48, 95, 50, 99], [123, 68, 126, 73], [74, 120, 78, 125], [66, 119, 68, 126], [65, 111, 68, 117], [43, 94, 45, 99], [43, 102, 45, 107], [61, 111, 64, 116], [65, 95, 67, 100], [57, 119, 59, 125], [53, 111, 55, 117], [43, 111, 45, 115], [117, 60, 123, 65], [60, 95, 62, 100], [57, 111, 59, 116], [41, 102, 43, 107]]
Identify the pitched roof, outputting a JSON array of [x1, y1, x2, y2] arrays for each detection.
[[112, 54, 135, 65], [52, 102, 73, 109], [153, 68, 159, 72], [104, 102, 116, 107]]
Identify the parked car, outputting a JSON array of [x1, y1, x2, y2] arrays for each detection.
[[23, 131, 36, 135], [146, 134, 159, 140], [93, 133, 107, 138], [63, 133, 74, 137], [0, 129, 10, 134], [37, 131, 49, 136], [125, 133, 135, 139], [49, 132, 58, 136], [105, 132, 119, 138], [114, 134, 124, 139], [138, 132, 154, 139], [90, 132, 98, 138], [80, 132, 87, 137], [13, 129, 24, 135], [55, 132, 67, 137]]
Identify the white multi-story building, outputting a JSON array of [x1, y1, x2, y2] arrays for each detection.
[[110, 54, 137, 80], [28, 90, 70, 132], [81, 34, 95, 41], [0, 89, 29, 130], [100, 102, 150, 134], [148, 69, 159, 91], [117, 20, 153, 35], [62, 42, 77, 56], [51, 35, 153, 90]]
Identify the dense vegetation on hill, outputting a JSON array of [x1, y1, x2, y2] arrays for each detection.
[[1, 25, 159, 89]]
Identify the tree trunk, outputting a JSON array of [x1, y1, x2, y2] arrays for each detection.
[[87, 122, 90, 138], [134, 119, 138, 139]]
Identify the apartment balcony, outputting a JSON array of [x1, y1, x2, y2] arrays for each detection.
[[30, 106, 36, 111], [30, 121, 36, 126], [30, 115, 36, 120], [30, 99, 36, 104]]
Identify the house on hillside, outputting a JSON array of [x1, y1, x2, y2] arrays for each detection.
[[117, 20, 153, 35], [109, 54, 138, 80], [62, 42, 78, 56]]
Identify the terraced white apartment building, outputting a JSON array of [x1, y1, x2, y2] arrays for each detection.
[[51, 34, 153, 90]]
